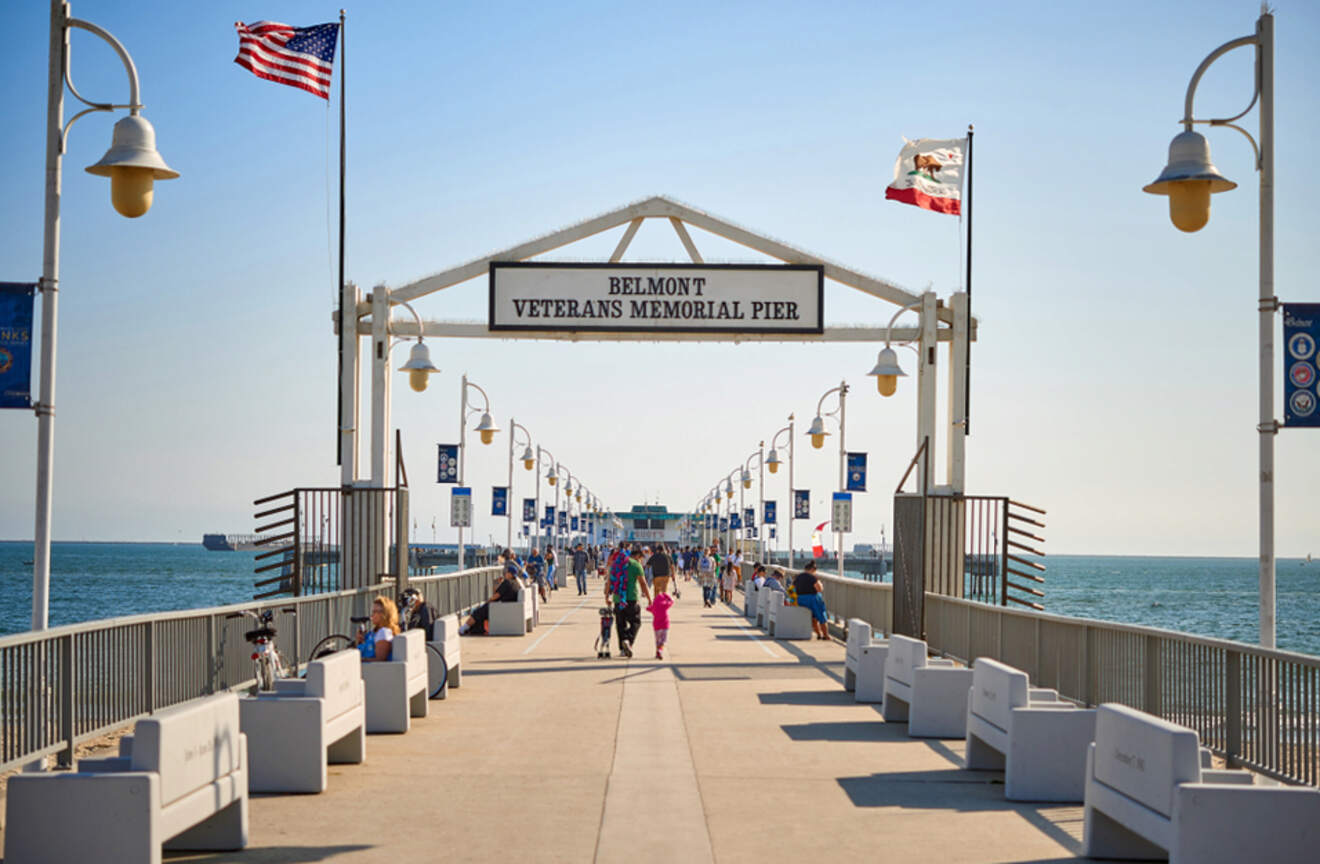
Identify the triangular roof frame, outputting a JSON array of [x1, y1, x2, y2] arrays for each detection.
[[389, 195, 954, 326]]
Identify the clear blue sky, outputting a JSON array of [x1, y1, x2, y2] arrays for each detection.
[[1, 1, 1317, 556]]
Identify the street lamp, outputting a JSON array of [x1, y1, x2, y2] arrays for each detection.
[[391, 300, 440, 392], [506, 419, 532, 552], [534, 445, 556, 553], [1142, 10, 1275, 648], [768, 415, 795, 569], [866, 300, 923, 396], [743, 445, 765, 563], [457, 375, 498, 570], [809, 381, 849, 578], [31, 2, 178, 630]]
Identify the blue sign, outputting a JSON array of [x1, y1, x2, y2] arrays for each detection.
[[436, 444, 459, 483], [491, 486, 508, 516], [718, 516, 728, 532], [846, 452, 867, 492], [571, 516, 579, 531], [1284, 303, 1320, 427], [744, 507, 755, 528], [745, 526, 758, 539], [544, 505, 555, 529], [0, 283, 35, 409], [523, 497, 536, 522], [763, 500, 776, 525], [558, 510, 567, 531], [769, 526, 777, 539], [793, 489, 810, 519], [522, 525, 529, 536], [730, 513, 742, 530]]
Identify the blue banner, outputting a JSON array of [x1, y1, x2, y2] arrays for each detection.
[[0, 283, 34, 409], [763, 500, 777, 525], [718, 516, 728, 532], [522, 524, 529, 536], [523, 497, 536, 522], [558, 510, 567, 531], [846, 452, 868, 491], [1284, 304, 1320, 427], [730, 513, 742, 530], [744, 507, 755, 528], [793, 489, 810, 519], [770, 526, 777, 539], [436, 444, 459, 483], [544, 505, 555, 529], [491, 486, 508, 516], [571, 516, 579, 531], [746, 526, 758, 539]]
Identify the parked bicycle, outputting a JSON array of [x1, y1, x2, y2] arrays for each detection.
[[225, 607, 296, 692]]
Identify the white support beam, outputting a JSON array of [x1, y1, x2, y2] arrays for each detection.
[[364, 321, 959, 344], [609, 218, 643, 262], [370, 285, 389, 487], [917, 291, 939, 490], [669, 217, 704, 264], [947, 291, 968, 494], [339, 281, 360, 486]]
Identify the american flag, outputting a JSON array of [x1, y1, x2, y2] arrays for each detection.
[[234, 21, 339, 99]]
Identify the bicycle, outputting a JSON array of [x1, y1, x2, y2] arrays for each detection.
[[399, 591, 450, 700], [225, 608, 296, 692], [306, 613, 449, 700]]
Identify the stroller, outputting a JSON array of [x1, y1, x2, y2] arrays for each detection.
[[594, 605, 616, 658]]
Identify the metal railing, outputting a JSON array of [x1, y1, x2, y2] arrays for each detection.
[[0, 565, 499, 774], [812, 571, 1319, 787]]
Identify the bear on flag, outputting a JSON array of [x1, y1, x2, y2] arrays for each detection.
[[885, 138, 966, 215]]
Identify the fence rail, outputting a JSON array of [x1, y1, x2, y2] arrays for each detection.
[[814, 571, 1319, 787], [0, 565, 499, 774]]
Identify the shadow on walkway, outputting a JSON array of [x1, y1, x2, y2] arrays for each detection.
[[758, 689, 857, 707], [163, 844, 374, 863]]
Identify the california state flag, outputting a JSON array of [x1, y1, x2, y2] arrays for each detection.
[[885, 138, 966, 215]]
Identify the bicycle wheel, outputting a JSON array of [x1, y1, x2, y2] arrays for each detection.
[[307, 633, 355, 664], [426, 643, 449, 699]]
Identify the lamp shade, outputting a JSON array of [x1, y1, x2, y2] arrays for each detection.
[[475, 411, 500, 444], [1143, 130, 1237, 232], [806, 415, 829, 438], [766, 448, 780, 473], [85, 115, 178, 218], [867, 346, 906, 396]]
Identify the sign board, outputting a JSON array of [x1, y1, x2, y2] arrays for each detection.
[[718, 516, 728, 532], [846, 452, 867, 492], [489, 262, 824, 335], [491, 486, 508, 516], [544, 505, 555, 529], [743, 507, 755, 528], [730, 513, 742, 530], [746, 526, 758, 539], [0, 283, 35, 409], [436, 444, 459, 483], [450, 487, 472, 528], [1284, 303, 1320, 427], [558, 510, 567, 531], [523, 497, 536, 522], [571, 516, 579, 531], [763, 500, 777, 524], [793, 489, 810, 519], [832, 492, 853, 533]]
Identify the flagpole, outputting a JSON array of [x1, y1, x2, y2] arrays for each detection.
[[963, 124, 973, 436], [335, 9, 347, 467]]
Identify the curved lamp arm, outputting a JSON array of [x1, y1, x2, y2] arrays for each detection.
[[463, 379, 492, 419], [884, 300, 924, 348], [1181, 32, 1263, 166], [510, 419, 531, 448], [391, 299, 428, 342]]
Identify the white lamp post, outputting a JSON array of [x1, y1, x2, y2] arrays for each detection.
[[536, 445, 556, 555], [506, 419, 532, 553], [31, 2, 178, 630], [809, 381, 848, 579], [767, 415, 794, 569], [1142, 10, 1275, 648], [457, 375, 498, 571]]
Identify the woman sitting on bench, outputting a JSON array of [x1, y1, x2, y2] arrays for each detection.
[[356, 596, 400, 661]]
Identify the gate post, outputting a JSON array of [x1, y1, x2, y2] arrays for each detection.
[[394, 486, 410, 592], [892, 493, 926, 638]]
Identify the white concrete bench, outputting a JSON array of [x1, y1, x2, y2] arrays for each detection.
[[763, 590, 812, 640], [5, 692, 248, 864], [488, 588, 533, 636], [963, 657, 1096, 801], [362, 629, 429, 733], [240, 648, 366, 793], [882, 634, 973, 738], [1083, 702, 1320, 862], [430, 613, 462, 696], [756, 587, 779, 629], [743, 579, 758, 620], [846, 619, 890, 703]]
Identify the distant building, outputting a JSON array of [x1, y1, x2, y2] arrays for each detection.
[[609, 504, 696, 546]]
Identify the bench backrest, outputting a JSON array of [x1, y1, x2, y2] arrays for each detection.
[[1092, 703, 1202, 818], [847, 619, 872, 656], [432, 613, 459, 642], [391, 629, 425, 666], [886, 634, 928, 686], [305, 648, 362, 718], [970, 658, 1030, 731], [130, 692, 242, 807]]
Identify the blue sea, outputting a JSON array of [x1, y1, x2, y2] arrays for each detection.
[[1, 543, 1317, 656]]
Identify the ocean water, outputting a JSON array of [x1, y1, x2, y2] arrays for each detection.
[[2, 543, 1318, 656]]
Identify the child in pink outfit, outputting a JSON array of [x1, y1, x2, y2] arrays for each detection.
[[647, 592, 674, 659]]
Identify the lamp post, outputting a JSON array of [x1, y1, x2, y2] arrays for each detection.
[[723, 471, 737, 552], [741, 446, 763, 563], [1142, 10, 1275, 648], [457, 375, 499, 571], [808, 380, 848, 579], [767, 415, 794, 569], [537, 446, 557, 554], [31, 2, 179, 630], [506, 419, 533, 553]]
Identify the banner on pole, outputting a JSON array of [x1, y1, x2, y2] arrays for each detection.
[[544, 505, 555, 529], [558, 510, 567, 531], [0, 283, 35, 409], [730, 513, 742, 530], [1283, 303, 1320, 427], [718, 516, 728, 532], [832, 491, 853, 533], [793, 489, 810, 519], [744, 507, 755, 528], [436, 445, 459, 483], [450, 487, 471, 528], [571, 516, 579, 531], [491, 486, 508, 516], [770, 527, 777, 539], [746, 526, 758, 539], [763, 500, 777, 524], [523, 498, 536, 522], [846, 452, 868, 492]]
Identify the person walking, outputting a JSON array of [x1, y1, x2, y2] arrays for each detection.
[[572, 542, 590, 595], [647, 590, 674, 659], [649, 544, 673, 596], [607, 546, 652, 658], [698, 547, 717, 607]]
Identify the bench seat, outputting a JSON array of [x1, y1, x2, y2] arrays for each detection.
[[883, 634, 972, 738], [362, 629, 429, 733], [763, 591, 812, 640], [488, 588, 533, 636], [430, 612, 462, 695]]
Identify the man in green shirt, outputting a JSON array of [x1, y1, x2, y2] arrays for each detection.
[[610, 546, 652, 658]]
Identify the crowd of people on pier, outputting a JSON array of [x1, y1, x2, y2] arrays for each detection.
[[454, 540, 833, 654]]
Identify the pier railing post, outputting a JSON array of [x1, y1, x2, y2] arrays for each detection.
[[1225, 650, 1242, 768], [1143, 634, 1163, 716], [58, 634, 74, 768]]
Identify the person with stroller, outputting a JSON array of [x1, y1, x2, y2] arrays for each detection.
[[607, 545, 652, 658]]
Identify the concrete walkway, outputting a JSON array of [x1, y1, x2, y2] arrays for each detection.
[[163, 576, 1086, 863]]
